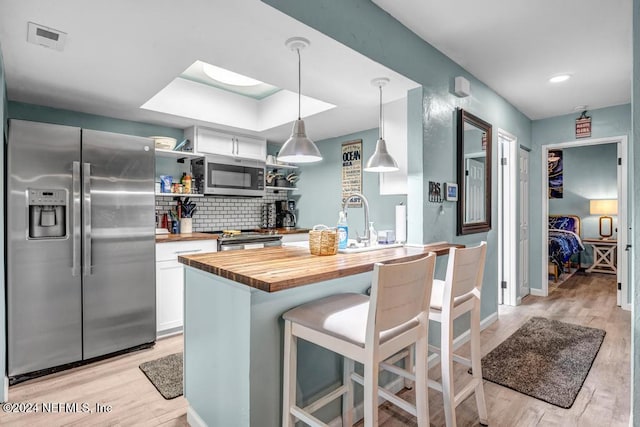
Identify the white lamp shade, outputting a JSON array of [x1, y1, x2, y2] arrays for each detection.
[[364, 138, 399, 172], [589, 199, 618, 215], [278, 119, 322, 163]]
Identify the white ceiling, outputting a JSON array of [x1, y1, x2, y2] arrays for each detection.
[[0, 0, 632, 145], [373, 0, 632, 120], [0, 0, 418, 143]]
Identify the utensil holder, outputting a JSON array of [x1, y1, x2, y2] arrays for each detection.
[[180, 218, 193, 234]]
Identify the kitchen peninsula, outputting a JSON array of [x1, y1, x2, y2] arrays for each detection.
[[178, 243, 460, 427]]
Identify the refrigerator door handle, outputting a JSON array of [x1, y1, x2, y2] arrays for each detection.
[[72, 161, 81, 276], [83, 162, 93, 276]]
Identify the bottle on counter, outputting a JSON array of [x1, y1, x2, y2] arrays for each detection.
[[368, 222, 378, 246], [181, 172, 192, 194], [337, 210, 349, 249]]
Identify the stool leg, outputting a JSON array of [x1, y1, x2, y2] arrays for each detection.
[[404, 345, 415, 389], [470, 304, 488, 425], [342, 357, 354, 426], [441, 316, 456, 427], [414, 334, 429, 426], [282, 320, 297, 427], [363, 351, 379, 427]]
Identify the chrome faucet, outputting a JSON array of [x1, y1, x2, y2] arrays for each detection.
[[342, 192, 370, 247]]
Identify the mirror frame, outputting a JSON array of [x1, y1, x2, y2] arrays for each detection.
[[456, 108, 492, 235]]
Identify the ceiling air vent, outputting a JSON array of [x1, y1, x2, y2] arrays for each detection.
[[27, 22, 67, 51]]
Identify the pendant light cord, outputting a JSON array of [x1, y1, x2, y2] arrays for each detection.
[[297, 48, 302, 120], [379, 84, 384, 139]]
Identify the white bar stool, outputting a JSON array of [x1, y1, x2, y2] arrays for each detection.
[[428, 241, 488, 427], [282, 253, 436, 427]]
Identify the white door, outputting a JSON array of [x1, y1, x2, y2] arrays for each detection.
[[519, 148, 530, 298], [465, 157, 485, 223], [498, 130, 518, 306]]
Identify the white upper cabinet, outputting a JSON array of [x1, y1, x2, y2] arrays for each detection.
[[379, 97, 408, 195], [186, 126, 266, 161], [235, 134, 267, 160]]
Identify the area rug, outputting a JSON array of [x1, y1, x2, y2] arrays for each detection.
[[479, 317, 605, 408], [139, 352, 183, 399]]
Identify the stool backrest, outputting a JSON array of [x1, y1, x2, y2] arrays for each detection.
[[367, 253, 436, 340], [445, 241, 487, 299]]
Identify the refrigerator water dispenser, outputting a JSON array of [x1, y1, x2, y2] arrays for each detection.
[[28, 189, 67, 239]]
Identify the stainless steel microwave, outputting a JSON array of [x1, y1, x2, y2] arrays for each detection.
[[200, 154, 265, 197]]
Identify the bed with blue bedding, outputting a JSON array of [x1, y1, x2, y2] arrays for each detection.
[[549, 215, 585, 277]]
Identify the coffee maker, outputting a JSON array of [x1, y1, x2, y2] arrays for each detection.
[[275, 200, 296, 228]]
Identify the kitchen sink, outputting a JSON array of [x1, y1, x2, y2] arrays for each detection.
[[338, 243, 403, 253]]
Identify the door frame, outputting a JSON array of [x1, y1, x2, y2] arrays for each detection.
[[497, 129, 518, 306], [518, 146, 531, 302], [540, 136, 629, 309]]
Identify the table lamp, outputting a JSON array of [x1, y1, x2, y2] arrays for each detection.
[[589, 199, 617, 239]]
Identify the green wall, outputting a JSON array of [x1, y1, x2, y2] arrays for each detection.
[[294, 127, 406, 233], [0, 42, 6, 404], [8, 101, 184, 140], [262, 0, 532, 330], [530, 104, 631, 291]]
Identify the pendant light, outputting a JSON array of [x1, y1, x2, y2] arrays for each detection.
[[364, 77, 399, 172], [278, 37, 322, 164]]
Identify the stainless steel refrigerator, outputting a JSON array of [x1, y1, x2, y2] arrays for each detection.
[[7, 119, 156, 381]]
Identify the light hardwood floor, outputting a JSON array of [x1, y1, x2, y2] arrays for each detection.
[[1, 334, 188, 426], [1, 272, 629, 427]]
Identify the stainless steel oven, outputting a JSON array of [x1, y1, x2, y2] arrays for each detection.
[[202, 230, 282, 251], [201, 154, 265, 197]]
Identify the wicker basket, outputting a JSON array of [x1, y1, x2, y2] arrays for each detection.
[[309, 225, 338, 256]]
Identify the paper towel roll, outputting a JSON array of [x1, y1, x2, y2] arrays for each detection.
[[395, 204, 407, 243]]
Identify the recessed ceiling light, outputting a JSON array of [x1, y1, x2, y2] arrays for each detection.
[[549, 74, 571, 83], [202, 63, 262, 87]]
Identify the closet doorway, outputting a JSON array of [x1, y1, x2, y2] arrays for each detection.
[[498, 129, 527, 306]]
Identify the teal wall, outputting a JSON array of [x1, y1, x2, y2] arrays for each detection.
[[530, 104, 631, 290], [548, 144, 618, 264], [632, 0, 639, 421], [294, 127, 406, 233], [0, 42, 7, 403], [8, 101, 184, 140], [262, 0, 532, 329]]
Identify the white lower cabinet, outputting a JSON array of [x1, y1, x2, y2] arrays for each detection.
[[281, 233, 309, 244], [155, 240, 217, 337]]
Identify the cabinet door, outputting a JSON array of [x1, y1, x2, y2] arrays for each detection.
[[379, 98, 408, 195], [156, 259, 184, 336], [196, 128, 234, 156], [235, 134, 266, 161], [281, 233, 309, 243]]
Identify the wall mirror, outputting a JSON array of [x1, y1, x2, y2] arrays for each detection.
[[456, 108, 492, 235]]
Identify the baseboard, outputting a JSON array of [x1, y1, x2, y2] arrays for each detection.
[[186, 405, 207, 427], [327, 377, 406, 427], [156, 327, 183, 340], [530, 288, 546, 297]]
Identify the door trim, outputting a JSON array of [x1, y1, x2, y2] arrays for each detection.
[[540, 136, 629, 310], [497, 129, 518, 306]]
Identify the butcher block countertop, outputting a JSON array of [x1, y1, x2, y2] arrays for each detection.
[[155, 232, 218, 243], [178, 242, 462, 293]]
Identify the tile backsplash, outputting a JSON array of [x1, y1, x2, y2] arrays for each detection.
[[156, 193, 288, 231]]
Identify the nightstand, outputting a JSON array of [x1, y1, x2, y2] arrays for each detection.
[[583, 238, 617, 274]]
